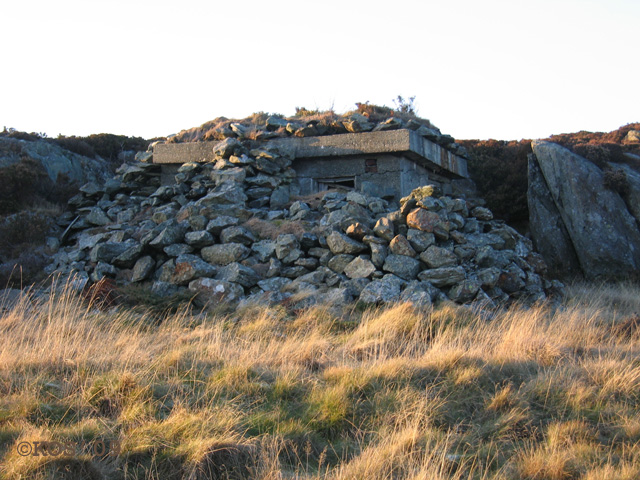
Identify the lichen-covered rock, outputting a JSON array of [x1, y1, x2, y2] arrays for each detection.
[[171, 254, 217, 285], [220, 226, 256, 246], [418, 266, 465, 288], [419, 245, 457, 268], [326, 231, 367, 255], [184, 230, 214, 248], [343, 257, 376, 279], [389, 235, 416, 257], [216, 262, 259, 287], [373, 217, 395, 241], [359, 274, 404, 304], [201, 243, 250, 265], [382, 254, 421, 280], [131, 256, 155, 282], [530, 140, 640, 278], [189, 278, 244, 306], [406, 208, 441, 233], [275, 234, 303, 264], [448, 279, 480, 303]]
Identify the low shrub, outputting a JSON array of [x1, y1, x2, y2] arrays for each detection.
[[0, 211, 56, 255], [461, 139, 531, 226], [53, 133, 148, 162], [0, 158, 78, 215], [603, 168, 630, 196], [52, 136, 96, 158]]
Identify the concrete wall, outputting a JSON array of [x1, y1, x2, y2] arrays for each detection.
[[293, 154, 447, 200]]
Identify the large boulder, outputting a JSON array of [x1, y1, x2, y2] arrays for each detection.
[[527, 152, 581, 276], [529, 141, 640, 278], [0, 136, 111, 185]]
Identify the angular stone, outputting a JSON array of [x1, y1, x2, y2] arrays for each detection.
[[346, 222, 372, 241], [220, 226, 256, 246], [326, 231, 367, 255], [344, 257, 376, 279], [171, 254, 217, 285], [201, 243, 250, 265], [90, 242, 132, 263], [475, 246, 513, 269], [300, 232, 319, 249], [212, 137, 240, 158], [189, 278, 245, 306], [341, 277, 371, 297], [359, 274, 404, 304], [258, 276, 292, 292], [370, 243, 388, 269], [205, 215, 239, 235], [185, 230, 215, 248], [389, 235, 417, 257], [216, 262, 259, 288], [419, 246, 457, 268], [418, 267, 465, 288], [497, 264, 526, 293], [382, 254, 421, 280], [270, 186, 290, 209], [289, 201, 311, 217], [91, 262, 117, 282], [196, 182, 247, 207], [448, 279, 481, 303], [85, 208, 112, 226], [406, 229, 435, 252], [328, 254, 355, 274], [373, 217, 395, 241], [294, 257, 319, 270], [466, 233, 506, 250], [211, 167, 246, 185], [406, 208, 441, 233], [164, 244, 194, 257], [471, 206, 493, 221], [112, 243, 144, 268], [251, 240, 276, 262], [78, 232, 109, 251], [399, 282, 434, 308], [131, 256, 155, 282], [477, 267, 501, 289], [275, 234, 302, 264], [149, 222, 186, 248]]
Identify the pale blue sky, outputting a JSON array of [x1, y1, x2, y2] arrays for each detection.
[[2, 0, 638, 140]]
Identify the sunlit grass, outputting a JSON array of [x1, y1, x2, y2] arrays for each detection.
[[1, 280, 640, 478]]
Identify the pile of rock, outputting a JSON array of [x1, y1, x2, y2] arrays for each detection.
[[47, 142, 559, 310]]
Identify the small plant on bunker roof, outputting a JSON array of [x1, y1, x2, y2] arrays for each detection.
[[393, 95, 417, 115]]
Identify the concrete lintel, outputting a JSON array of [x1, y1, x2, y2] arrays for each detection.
[[153, 142, 216, 165]]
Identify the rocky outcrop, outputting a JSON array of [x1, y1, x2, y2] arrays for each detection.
[[0, 136, 111, 185], [46, 139, 560, 310], [529, 140, 640, 279]]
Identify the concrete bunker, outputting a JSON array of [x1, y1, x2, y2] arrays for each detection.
[[153, 129, 469, 201]]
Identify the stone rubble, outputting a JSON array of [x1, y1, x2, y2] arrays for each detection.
[[46, 140, 561, 310]]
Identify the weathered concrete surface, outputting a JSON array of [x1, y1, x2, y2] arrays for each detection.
[[154, 142, 218, 164], [153, 130, 468, 178], [530, 140, 640, 279], [293, 154, 436, 200], [271, 129, 468, 178]]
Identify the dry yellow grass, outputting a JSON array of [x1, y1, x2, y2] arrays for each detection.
[[1, 280, 640, 479]]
